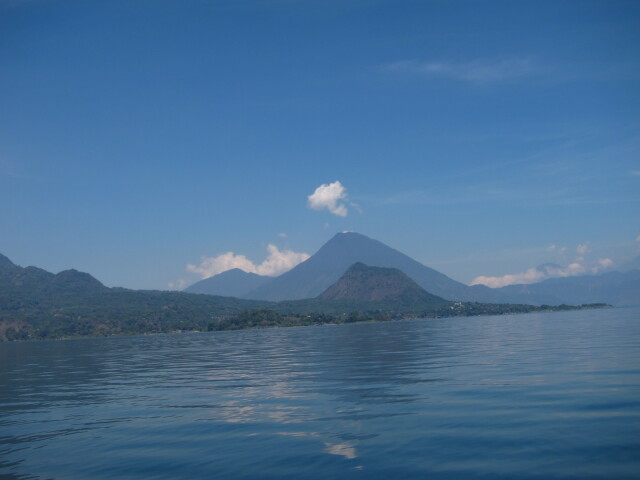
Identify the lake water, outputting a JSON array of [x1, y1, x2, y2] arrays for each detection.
[[1, 307, 639, 479]]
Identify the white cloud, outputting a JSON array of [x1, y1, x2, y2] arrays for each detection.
[[256, 244, 309, 276], [471, 262, 589, 288], [471, 243, 613, 288], [308, 181, 349, 217], [187, 244, 310, 279], [471, 268, 546, 288], [547, 244, 567, 255], [631, 171, 640, 176], [576, 243, 590, 257], [167, 279, 186, 291], [598, 258, 614, 269], [278, 232, 287, 238], [383, 57, 534, 83]]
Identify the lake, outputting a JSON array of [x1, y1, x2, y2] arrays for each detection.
[[1, 307, 639, 479]]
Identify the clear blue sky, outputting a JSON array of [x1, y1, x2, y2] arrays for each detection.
[[1, 0, 639, 290]]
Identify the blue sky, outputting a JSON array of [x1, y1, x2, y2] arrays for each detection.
[[1, 0, 639, 290]]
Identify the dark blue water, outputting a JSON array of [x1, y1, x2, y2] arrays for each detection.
[[1, 307, 639, 479]]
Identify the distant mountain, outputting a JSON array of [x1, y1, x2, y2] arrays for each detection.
[[243, 232, 639, 306], [272, 262, 450, 316], [53, 269, 107, 293], [0, 252, 611, 341], [0, 253, 267, 341], [497, 270, 640, 306], [273, 262, 583, 318], [0, 254, 106, 294], [244, 232, 508, 303], [319, 262, 446, 305], [0, 253, 21, 281], [184, 269, 270, 297]]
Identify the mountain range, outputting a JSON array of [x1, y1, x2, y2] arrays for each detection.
[[1, 248, 586, 341], [0, 253, 107, 295], [498, 270, 640, 306], [0, 253, 267, 340], [185, 232, 640, 306], [187, 232, 503, 302]]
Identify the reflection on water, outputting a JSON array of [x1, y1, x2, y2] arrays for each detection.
[[324, 441, 357, 460], [1, 308, 640, 479]]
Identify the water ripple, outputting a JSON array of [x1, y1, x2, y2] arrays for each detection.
[[1, 308, 639, 479]]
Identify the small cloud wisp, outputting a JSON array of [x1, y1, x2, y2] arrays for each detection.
[[383, 57, 534, 83]]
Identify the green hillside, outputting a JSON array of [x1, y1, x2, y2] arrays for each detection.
[[0, 254, 609, 341]]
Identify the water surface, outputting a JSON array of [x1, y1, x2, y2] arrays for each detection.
[[1, 308, 639, 479]]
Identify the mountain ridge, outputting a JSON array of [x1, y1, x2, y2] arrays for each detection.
[[0, 252, 612, 341], [184, 268, 270, 297], [241, 232, 639, 306], [498, 270, 640, 306], [243, 232, 503, 302], [0, 253, 270, 340]]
